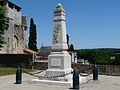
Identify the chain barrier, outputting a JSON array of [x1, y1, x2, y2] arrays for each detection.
[[22, 69, 73, 79], [30, 70, 45, 74], [79, 70, 92, 77], [22, 69, 40, 78], [22, 68, 92, 78]]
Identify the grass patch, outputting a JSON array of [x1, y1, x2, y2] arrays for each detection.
[[0, 67, 35, 76]]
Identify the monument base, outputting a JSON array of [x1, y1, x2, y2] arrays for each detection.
[[46, 51, 73, 82], [31, 75, 87, 87], [46, 69, 73, 82]]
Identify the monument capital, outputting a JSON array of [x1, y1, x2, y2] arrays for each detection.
[[54, 3, 65, 13]]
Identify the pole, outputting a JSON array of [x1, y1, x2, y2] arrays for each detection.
[[93, 64, 98, 80], [16, 67, 22, 84], [73, 69, 80, 89]]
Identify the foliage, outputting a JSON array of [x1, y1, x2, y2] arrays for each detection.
[[66, 34, 69, 51], [77, 48, 120, 65], [66, 34, 75, 52], [113, 54, 120, 65], [0, 54, 32, 68], [28, 18, 37, 51], [66, 34, 69, 46], [69, 44, 74, 51], [0, 67, 35, 76], [0, 67, 16, 76], [0, 6, 7, 48]]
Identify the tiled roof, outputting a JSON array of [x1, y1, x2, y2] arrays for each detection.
[[23, 48, 38, 54]]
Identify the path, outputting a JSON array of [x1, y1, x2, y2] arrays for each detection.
[[0, 73, 120, 90]]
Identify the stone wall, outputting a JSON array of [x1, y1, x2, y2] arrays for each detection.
[[73, 63, 120, 76], [33, 62, 48, 70], [72, 63, 92, 73], [33, 62, 120, 76], [98, 65, 120, 76], [0, 0, 27, 54]]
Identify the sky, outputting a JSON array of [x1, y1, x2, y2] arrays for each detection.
[[10, 0, 120, 49]]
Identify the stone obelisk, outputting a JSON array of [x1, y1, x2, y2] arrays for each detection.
[[46, 3, 73, 81]]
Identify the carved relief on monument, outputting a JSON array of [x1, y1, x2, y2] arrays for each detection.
[[53, 23, 61, 44]]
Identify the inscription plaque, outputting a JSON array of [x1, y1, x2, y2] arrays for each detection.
[[51, 58, 61, 67]]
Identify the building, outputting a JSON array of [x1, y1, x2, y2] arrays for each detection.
[[0, 0, 27, 54], [38, 46, 52, 60]]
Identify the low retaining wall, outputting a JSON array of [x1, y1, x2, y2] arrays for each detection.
[[0, 54, 32, 68], [98, 65, 120, 76], [33, 62, 120, 76], [72, 63, 92, 73], [33, 62, 48, 70]]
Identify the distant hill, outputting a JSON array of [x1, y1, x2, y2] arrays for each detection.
[[76, 48, 120, 65], [76, 48, 120, 54]]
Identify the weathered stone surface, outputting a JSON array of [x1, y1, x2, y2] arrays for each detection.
[[0, 0, 27, 54], [46, 3, 72, 82]]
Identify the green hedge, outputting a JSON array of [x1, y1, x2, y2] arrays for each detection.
[[0, 54, 32, 68]]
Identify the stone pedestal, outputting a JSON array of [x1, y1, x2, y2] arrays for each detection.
[[46, 51, 73, 81]]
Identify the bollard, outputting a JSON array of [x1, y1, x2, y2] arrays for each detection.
[[73, 69, 80, 89], [93, 64, 98, 80], [16, 67, 22, 84]]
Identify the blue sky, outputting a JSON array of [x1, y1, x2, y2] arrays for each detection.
[[11, 0, 120, 49]]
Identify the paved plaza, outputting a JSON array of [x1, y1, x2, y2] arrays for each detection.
[[0, 73, 120, 90]]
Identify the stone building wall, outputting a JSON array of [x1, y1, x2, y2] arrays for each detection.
[[0, 0, 27, 54]]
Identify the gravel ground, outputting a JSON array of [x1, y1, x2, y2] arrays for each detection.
[[0, 73, 120, 90]]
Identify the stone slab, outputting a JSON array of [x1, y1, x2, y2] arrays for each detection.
[[31, 75, 87, 87], [51, 58, 61, 67]]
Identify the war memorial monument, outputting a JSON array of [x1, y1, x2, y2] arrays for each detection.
[[32, 3, 86, 86], [32, 3, 73, 85], [46, 3, 73, 81]]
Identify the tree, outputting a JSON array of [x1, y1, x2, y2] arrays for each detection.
[[113, 54, 120, 65], [28, 18, 37, 51], [69, 44, 74, 51], [0, 6, 7, 48], [66, 34, 69, 51], [66, 34, 69, 46], [77, 49, 111, 64]]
